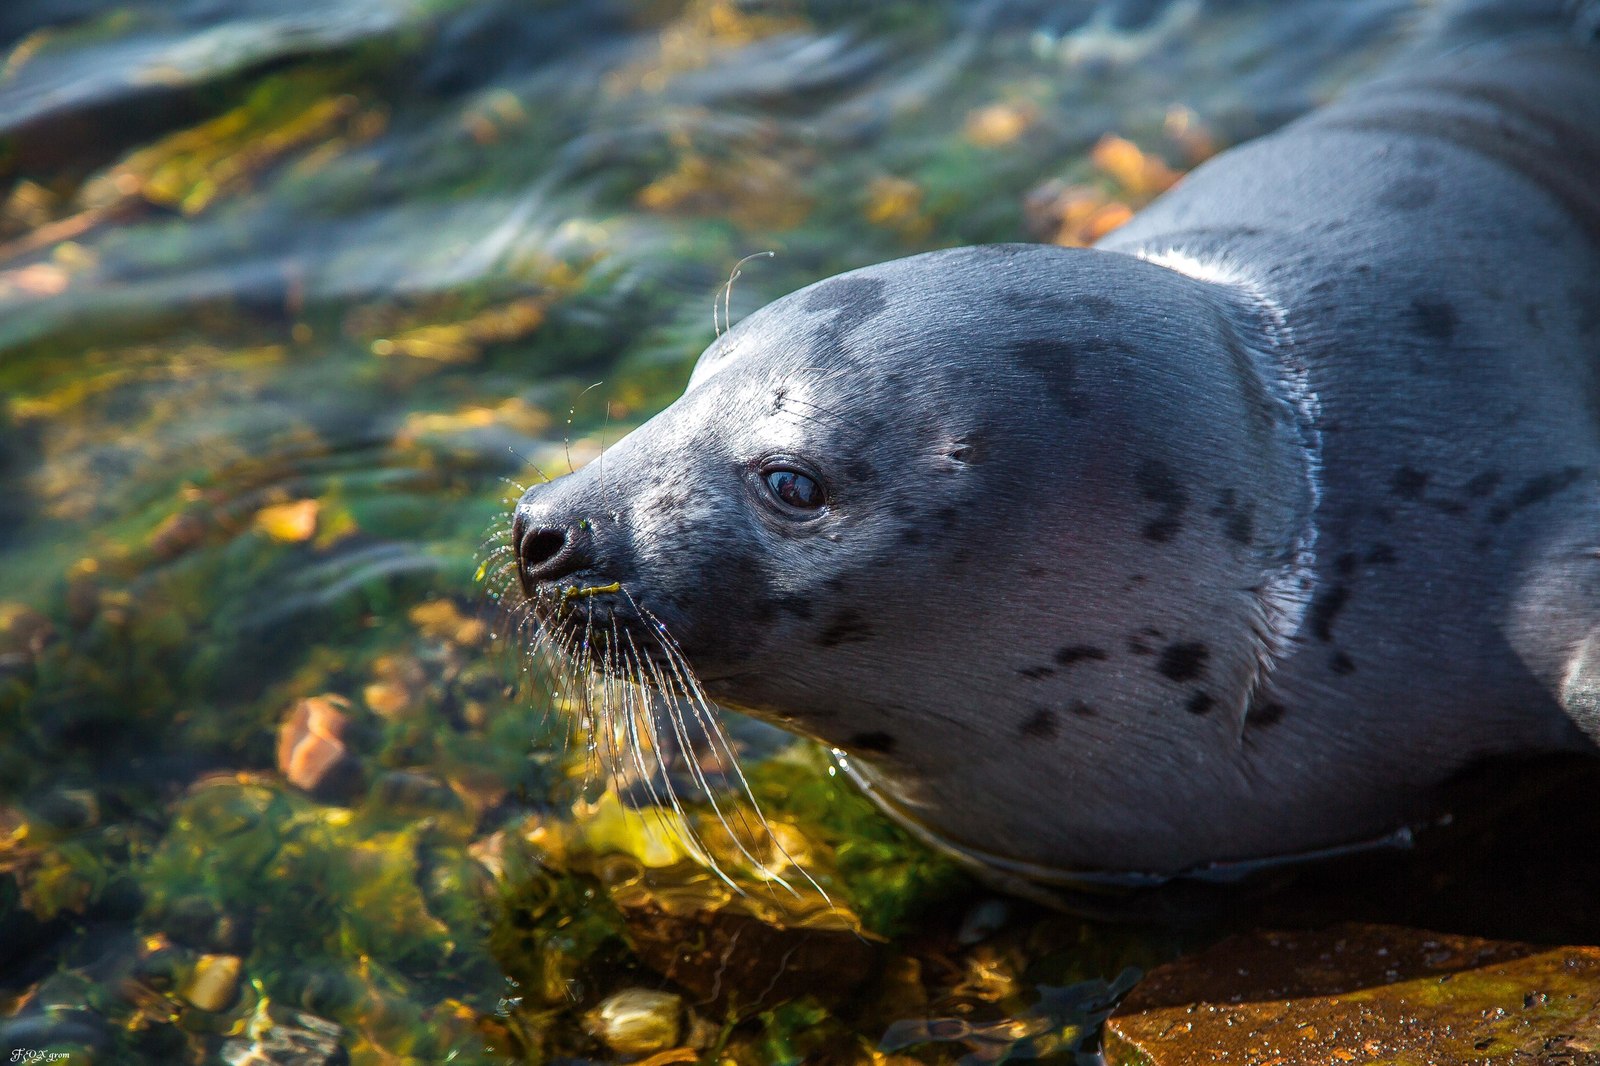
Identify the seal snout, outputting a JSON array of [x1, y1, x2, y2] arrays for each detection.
[[511, 505, 595, 596]]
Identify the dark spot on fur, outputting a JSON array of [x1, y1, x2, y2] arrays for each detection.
[[751, 600, 776, 625], [1009, 338, 1081, 413], [823, 577, 845, 593], [1157, 642, 1208, 682], [1334, 551, 1359, 578], [1330, 652, 1356, 675], [935, 506, 960, 531], [1068, 700, 1097, 718], [1391, 466, 1429, 501], [1247, 700, 1286, 727], [1055, 645, 1109, 667], [774, 595, 814, 620], [1135, 458, 1189, 543], [1020, 666, 1056, 680], [1488, 467, 1585, 523], [850, 731, 896, 755], [803, 276, 888, 355], [1408, 298, 1458, 344], [1186, 691, 1215, 715], [843, 458, 874, 483], [1079, 293, 1117, 317], [817, 610, 873, 647], [998, 290, 1074, 316], [900, 527, 924, 545], [1020, 708, 1058, 739], [1365, 543, 1398, 565], [803, 275, 886, 316], [1225, 505, 1255, 547], [1210, 488, 1255, 547], [1464, 471, 1502, 498], [1309, 583, 1349, 642]]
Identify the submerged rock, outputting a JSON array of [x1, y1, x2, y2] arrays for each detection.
[[219, 1002, 347, 1066], [583, 987, 684, 1057], [1104, 923, 1600, 1065], [276, 695, 363, 803], [179, 952, 242, 1013]]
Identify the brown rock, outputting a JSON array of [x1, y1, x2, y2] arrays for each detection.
[[1104, 923, 1600, 1065], [276, 695, 363, 802], [600, 856, 882, 1012]]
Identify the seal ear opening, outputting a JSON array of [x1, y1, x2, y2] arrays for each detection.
[[936, 435, 982, 473]]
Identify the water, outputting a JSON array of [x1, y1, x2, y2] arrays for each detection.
[[0, 2, 1415, 1062]]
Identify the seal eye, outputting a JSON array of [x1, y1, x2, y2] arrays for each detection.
[[764, 468, 825, 510]]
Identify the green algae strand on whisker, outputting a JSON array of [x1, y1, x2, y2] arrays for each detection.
[[563, 582, 622, 601]]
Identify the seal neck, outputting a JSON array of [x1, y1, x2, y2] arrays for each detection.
[[1137, 247, 1324, 718], [836, 744, 1416, 912]]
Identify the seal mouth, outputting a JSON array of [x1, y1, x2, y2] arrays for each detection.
[[522, 582, 680, 684]]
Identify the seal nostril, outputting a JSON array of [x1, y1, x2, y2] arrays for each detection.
[[522, 529, 567, 570], [514, 521, 594, 592]]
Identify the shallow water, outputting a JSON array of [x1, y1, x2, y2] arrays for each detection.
[[0, 1, 1419, 1062]]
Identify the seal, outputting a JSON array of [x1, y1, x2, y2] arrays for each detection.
[[503, 2, 1600, 886]]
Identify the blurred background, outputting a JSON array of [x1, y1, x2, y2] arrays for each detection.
[[0, 1, 1417, 1062]]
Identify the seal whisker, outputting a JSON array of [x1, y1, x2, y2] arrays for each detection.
[[617, 644, 704, 863], [627, 596, 827, 901], [715, 250, 776, 339], [615, 639, 667, 815], [773, 406, 846, 434], [621, 629, 728, 833], [575, 602, 605, 795], [618, 631, 748, 893], [563, 381, 605, 476], [611, 614, 666, 812], [777, 395, 857, 431], [653, 633, 827, 903], [619, 624, 773, 893], [503, 445, 553, 486]]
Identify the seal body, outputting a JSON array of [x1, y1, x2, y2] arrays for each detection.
[[510, 9, 1600, 881]]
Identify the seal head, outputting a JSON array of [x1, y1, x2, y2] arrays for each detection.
[[512, 244, 1325, 876]]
